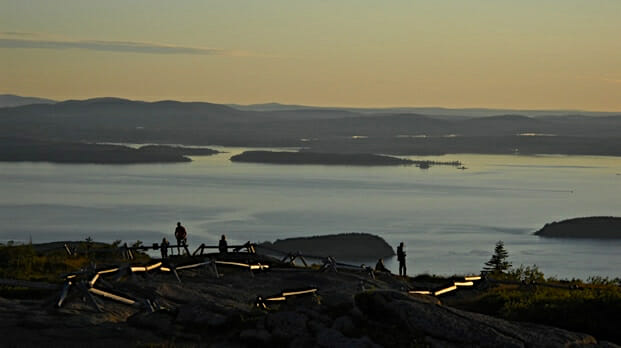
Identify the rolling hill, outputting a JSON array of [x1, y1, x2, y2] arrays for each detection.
[[1, 97, 620, 156]]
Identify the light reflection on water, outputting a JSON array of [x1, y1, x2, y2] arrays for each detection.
[[0, 149, 620, 279]]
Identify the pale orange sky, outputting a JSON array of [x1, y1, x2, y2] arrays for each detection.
[[1, 1, 620, 111]]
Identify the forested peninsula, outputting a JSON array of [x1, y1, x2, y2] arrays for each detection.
[[256, 232, 396, 260], [535, 216, 621, 239], [0, 138, 218, 164]]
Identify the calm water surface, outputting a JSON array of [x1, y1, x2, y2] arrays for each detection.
[[1, 148, 620, 279]]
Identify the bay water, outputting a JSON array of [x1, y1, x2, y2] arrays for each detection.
[[1, 147, 620, 279]]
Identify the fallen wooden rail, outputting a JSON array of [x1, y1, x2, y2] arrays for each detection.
[[88, 287, 136, 305], [215, 260, 270, 271], [408, 275, 482, 297], [434, 285, 458, 296], [130, 262, 163, 273], [465, 276, 482, 281], [256, 287, 318, 309]]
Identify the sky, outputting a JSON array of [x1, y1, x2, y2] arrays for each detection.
[[1, 0, 620, 110]]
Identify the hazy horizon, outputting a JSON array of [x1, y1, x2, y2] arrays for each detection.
[[3, 93, 621, 114], [2, 1, 621, 111]]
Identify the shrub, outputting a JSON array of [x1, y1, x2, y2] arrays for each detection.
[[507, 264, 545, 283]]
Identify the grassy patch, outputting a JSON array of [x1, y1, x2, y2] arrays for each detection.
[[0, 241, 150, 284], [0, 244, 87, 283], [450, 273, 621, 344]]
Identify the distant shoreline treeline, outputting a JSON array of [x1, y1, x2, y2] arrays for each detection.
[[0, 137, 464, 167]]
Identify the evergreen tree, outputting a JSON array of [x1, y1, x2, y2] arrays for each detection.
[[483, 240, 512, 273]]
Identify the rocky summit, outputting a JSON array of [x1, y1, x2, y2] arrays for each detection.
[[0, 252, 617, 347]]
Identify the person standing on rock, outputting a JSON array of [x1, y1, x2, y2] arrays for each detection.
[[160, 237, 170, 259], [174, 222, 187, 255], [219, 234, 228, 253], [397, 242, 407, 277]]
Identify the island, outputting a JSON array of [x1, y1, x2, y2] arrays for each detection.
[[534, 216, 621, 239], [230, 150, 461, 168], [256, 232, 395, 260], [136, 144, 220, 157], [0, 138, 219, 164]]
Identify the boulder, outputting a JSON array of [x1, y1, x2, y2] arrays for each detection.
[[265, 311, 309, 343], [316, 328, 380, 348], [239, 328, 272, 344], [127, 310, 174, 332], [332, 315, 356, 336], [176, 304, 232, 328]]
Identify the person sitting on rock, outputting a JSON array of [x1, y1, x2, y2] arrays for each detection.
[[174, 222, 187, 255], [219, 234, 228, 253], [375, 258, 390, 273]]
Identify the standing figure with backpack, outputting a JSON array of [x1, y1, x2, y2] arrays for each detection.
[[174, 222, 187, 255], [397, 242, 407, 277]]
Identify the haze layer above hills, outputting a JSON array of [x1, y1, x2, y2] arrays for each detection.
[[2, 96, 621, 156]]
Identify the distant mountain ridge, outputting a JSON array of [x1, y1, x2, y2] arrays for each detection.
[[2, 96, 621, 156], [0, 94, 56, 108], [228, 102, 620, 118], [3, 95, 620, 116]]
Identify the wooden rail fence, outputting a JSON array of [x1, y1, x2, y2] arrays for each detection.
[[55, 244, 265, 312]]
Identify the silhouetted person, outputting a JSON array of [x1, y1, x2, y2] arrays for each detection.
[[375, 258, 390, 273], [219, 234, 228, 253], [174, 222, 187, 255], [160, 237, 170, 259], [397, 242, 406, 276]]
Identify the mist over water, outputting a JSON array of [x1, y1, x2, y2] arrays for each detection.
[[1, 148, 620, 279]]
